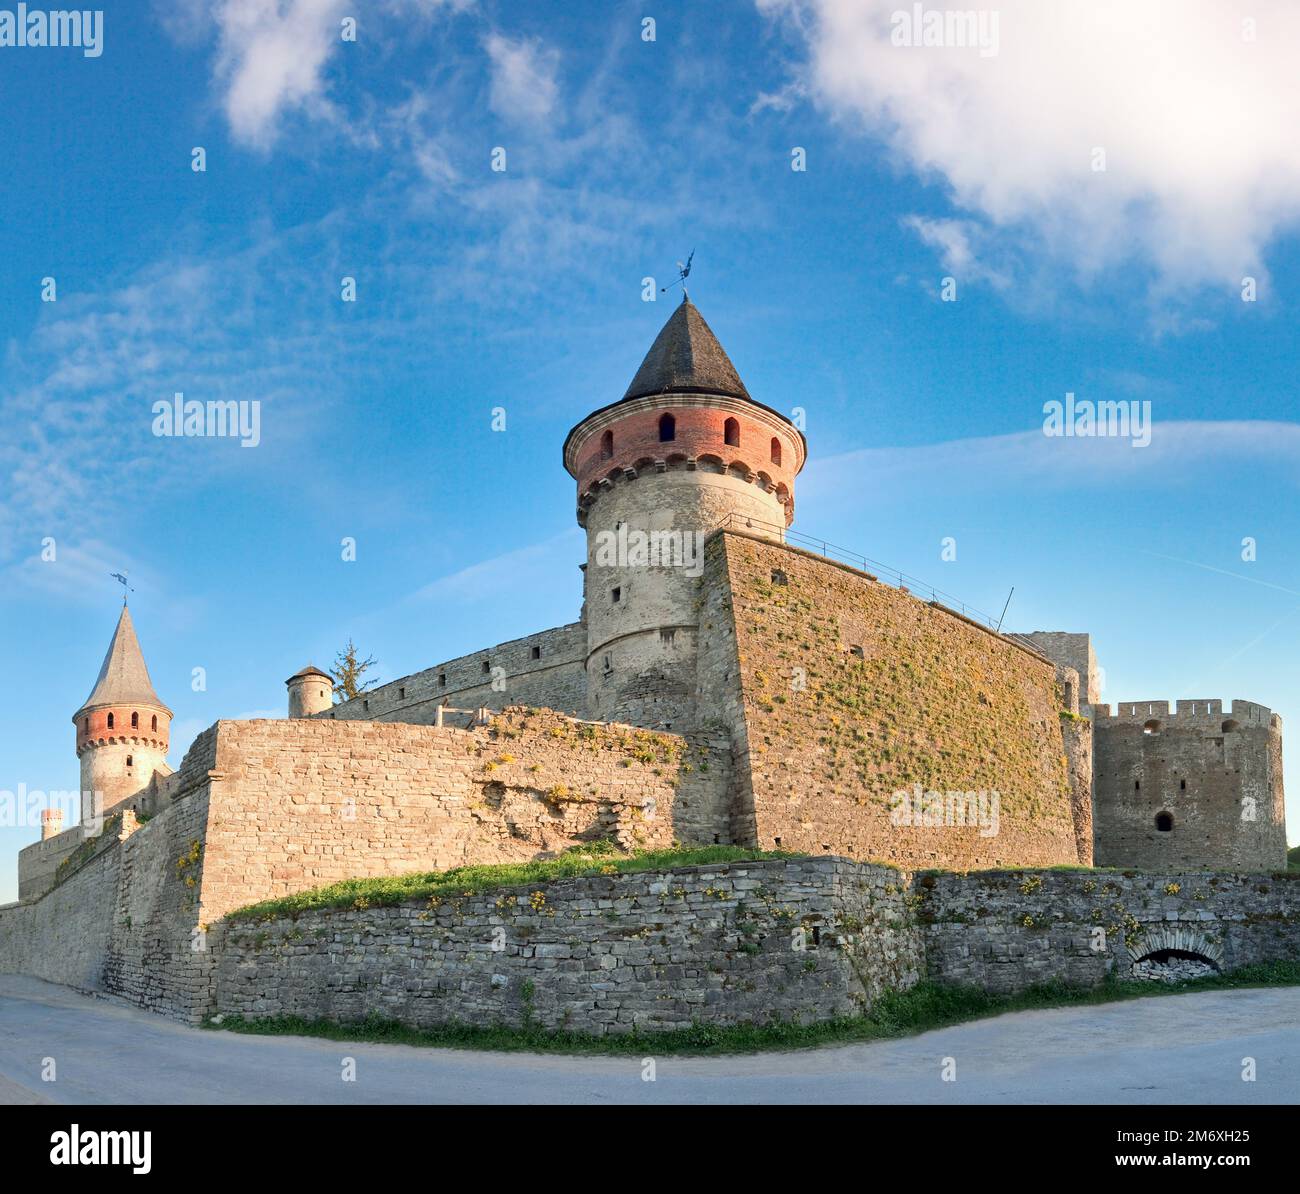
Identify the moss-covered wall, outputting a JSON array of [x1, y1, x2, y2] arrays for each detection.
[[715, 532, 1081, 869]]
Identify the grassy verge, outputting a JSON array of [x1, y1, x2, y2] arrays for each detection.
[[225, 843, 803, 924], [206, 959, 1300, 1057]]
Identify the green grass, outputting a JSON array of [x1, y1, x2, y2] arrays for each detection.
[[205, 959, 1300, 1057], [224, 843, 803, 923], [1288, 845, 1300, 872]]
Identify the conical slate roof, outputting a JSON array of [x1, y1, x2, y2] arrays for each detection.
[[622, 296, 751, 401], [77, 605, 170, 714]]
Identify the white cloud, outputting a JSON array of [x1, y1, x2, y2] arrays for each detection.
[[212, 0, 350, 148], [902, 215, 1010, 289], [760, 0, 1300, 291], [484, 33, 560, 125]]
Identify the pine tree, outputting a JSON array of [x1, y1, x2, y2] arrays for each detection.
[[331, 639, 379, 702]]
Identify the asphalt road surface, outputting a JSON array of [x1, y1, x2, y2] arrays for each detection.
[[0, 974, 1295, 1104]]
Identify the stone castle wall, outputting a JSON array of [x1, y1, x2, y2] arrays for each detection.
[[1, 709, 731, 1023], [1093, 699, 1285, 871], [197, 710, 732, 928], [0, 732, 219, 1018], [17, 824, 86, 902], [921, 868, 1300, 993], [709, 532, 1084, 869], [211, 859, 1300, 1036], [1019, 631, 1100, 713], [212, 857, 920, 1034], [323, 623, 588, 725]]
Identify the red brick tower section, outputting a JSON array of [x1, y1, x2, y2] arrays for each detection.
[[563, 296, 806, 730], [565, 298, 804, 531], [72, 604, 172, 823]]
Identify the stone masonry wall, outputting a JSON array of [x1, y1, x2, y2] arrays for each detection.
[[17, 823, 86, 902], [1092, 700, 1286, 872], [212, 858, 922, 1034], [921, 868, 1300, 994], [323, 623, 588, 725], [196, 709, 732, 928], [0, 728, 220, 1023], [0, 842, 122, 993], [714, 532, 1082, 869], [212, 859, 1300, 1036]]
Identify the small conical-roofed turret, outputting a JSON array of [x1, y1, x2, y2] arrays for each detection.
[[286, 664, 334, 718], [72, 604, 172, 822]]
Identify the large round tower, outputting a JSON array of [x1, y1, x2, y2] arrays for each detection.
[[72, 604, 172, 825], [563, 295, 805, 729]]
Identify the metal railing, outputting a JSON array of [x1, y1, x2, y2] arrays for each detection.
[[712, 513, 1045, 655]]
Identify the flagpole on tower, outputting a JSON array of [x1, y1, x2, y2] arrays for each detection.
[[110, 572, 134, 606]]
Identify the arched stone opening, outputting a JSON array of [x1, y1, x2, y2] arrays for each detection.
[[1154, 810, 1173, 832], [1127, 925, 1224, 983]]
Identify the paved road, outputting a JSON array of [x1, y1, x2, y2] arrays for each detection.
[[0, 974, 1295, 1104]]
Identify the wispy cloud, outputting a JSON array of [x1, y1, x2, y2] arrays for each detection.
[[804, 419, 1300, 504], [484, 32, 560, 126], [409, 530, 584, 604]]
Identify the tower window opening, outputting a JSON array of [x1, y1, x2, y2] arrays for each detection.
[[151, 715, 158, 731], [107, 713, 114, 729], [658, 413, 676, 442], [482, 660, 491, 674], [126, 756, 133, 768], [1180, 779, 1186, 791], [724, 417, 740, 447], [1143, 719, 1161, 734], [131, 711, 139, 728], [770, 437, 781, 466], [660, 628, 676, 646], [611, 587, 621, 603], [602, 654, 612, 674], [399, 688, 406, 700], [531, 645, 541, 660], [439, 674, 447, 687], [1135, 780, 1140, 791], [1155, 811, 1174, 832], [600, 429, 614, 460]]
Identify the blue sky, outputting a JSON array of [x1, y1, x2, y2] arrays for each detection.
[[2, 0, 1298, 899]]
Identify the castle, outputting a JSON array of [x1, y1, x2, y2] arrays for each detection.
[[0, 296, 1290, 1030]]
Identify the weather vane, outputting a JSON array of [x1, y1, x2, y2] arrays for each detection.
[[660, 250, 694, 298], [110, 571, 133, 605]]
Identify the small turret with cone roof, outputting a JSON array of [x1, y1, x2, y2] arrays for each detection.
[[72, 602, 172, 822]]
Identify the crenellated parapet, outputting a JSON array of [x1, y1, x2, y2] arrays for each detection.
[[1092, 696, 1285, 871], [1093, 698, 1281, 733]]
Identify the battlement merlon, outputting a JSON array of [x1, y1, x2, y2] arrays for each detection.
[[1092, 699, 1281, 731]]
